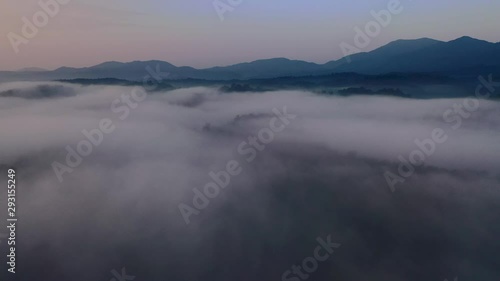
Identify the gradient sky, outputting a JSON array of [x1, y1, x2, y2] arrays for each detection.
[[1, 0, 499, 70]]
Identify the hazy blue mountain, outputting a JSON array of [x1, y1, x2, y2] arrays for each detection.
[[50, 60, 201, 80], [17, 67, 48, 72], [204, 58, 322, 79], [1, 36, 499, 82], [329, 36, 500, 75], [324, 38, 443, 69]]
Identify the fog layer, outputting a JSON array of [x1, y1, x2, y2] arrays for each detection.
[[1, 82, 499, 281]]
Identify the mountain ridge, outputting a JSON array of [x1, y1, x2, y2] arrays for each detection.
[[2, 36, 499, 82]]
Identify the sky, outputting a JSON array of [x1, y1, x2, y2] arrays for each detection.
[[0, 0, 499, 70]]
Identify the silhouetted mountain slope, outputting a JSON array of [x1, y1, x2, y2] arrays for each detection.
[[204, 58, 322, 79], [1, 36, 499, 82], [17, 67, 48, 72], [324, 38, 442, 68], [330, 36, 500, 74]]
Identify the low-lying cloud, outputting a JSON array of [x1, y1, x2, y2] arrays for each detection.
[[0, 82, 499, 281]]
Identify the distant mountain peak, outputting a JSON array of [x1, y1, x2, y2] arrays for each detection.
[[381, 37, 442, 48], [454, 35, 476, 41], [255, 57, 290, 61], [358, 37, 443, 59], [449, 36, 492, 44], [242, 58, 296, 65], [392, 37, 441, 43], [17, 67, 48, 72], [92, 61, 126, 68]]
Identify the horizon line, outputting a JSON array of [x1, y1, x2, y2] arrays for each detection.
[[4, 35, 499, 72]]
